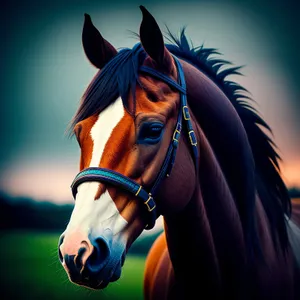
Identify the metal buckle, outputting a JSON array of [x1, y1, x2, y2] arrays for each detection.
[[172, 129, 181, 142], [188, 130, 197, 146], [144, 194, 156, 212], [183, 106, 190, 120]]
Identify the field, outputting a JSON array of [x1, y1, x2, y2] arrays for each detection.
[[0, 231, 145, 300]]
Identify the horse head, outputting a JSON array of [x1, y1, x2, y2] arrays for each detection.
[[58, 6, 197, 289]]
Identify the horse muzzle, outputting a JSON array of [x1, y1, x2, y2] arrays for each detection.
[[58, 230, 126, 289]]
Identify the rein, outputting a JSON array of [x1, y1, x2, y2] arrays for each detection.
[[71, 56, 198, 229]]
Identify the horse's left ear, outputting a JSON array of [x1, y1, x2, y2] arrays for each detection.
[[82, 13, 117, 69], [139, 6, 173, 72]]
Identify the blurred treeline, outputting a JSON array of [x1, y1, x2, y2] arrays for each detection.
[[1, 189, 300, 231], [0, 192, 163, 255], [0, 193, 73, 231]]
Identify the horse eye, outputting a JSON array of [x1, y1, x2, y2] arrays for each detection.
[[137, 122, 164, 144]]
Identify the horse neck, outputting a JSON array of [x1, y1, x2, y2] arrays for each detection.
[[161, 60, 299, 299], [163, 122, 248, 298], [180, 60, 258, 253], [162, 60, 261, 297]]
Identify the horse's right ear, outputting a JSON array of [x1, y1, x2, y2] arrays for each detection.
[[82, 14, 117, 69]]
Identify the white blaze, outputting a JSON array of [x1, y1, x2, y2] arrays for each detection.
[[66, 97, 128, 236], [89, 97, 124, 167]]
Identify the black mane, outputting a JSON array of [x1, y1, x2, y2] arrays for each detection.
[[69, 43, 147, 132], [69, 30, 291, 252], [165, 29, 291, 251]]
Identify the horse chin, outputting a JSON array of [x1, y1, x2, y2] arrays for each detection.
[[95, 251, 126, 289], [80, 264, 122, 290], [71, 257, 124, 290], [91, 264, 122, 290]]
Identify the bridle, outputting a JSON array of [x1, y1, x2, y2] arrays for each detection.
[[71, 55, 199, 229]]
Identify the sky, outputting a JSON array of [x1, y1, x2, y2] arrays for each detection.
[[0, 0, 299, 204]]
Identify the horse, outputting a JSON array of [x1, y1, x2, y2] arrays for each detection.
[[58, 6, 300, 300]]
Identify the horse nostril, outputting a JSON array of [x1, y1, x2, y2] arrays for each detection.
[[58, 235, 65, 263], [74, 247, 87, 269], [86, 237, 110, 272]]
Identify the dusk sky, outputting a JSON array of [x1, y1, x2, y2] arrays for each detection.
[[1, 0, 299, 204]]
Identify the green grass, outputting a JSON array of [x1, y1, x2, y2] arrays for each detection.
[[0, 231, 146, 300]]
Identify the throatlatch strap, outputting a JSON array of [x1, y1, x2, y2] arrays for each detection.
[[173, 57, 199, 166]]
